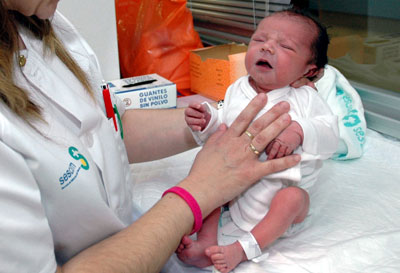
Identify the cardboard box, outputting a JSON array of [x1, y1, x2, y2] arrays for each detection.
[[189, 44, 248, 101], [328, 35, 364, 63], [363, 33, 400, 64], [108, 74, 176, 109]]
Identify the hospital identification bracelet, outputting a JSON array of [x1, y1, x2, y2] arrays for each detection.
[[162, 186, 202, 235]]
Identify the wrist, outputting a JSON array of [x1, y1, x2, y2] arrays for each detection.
[[161, 191, 194, 235], [177, 176, 216, 217], [288, 121, 304, 144], [162, 186, 203, 235]]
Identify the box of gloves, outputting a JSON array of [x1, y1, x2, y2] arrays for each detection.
[[108, 74, 177, 109]]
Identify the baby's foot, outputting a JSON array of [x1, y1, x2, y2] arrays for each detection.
[[176, 235, 216, 268], [205, 242, 247, 273]]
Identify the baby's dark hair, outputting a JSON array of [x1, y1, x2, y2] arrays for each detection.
[[272, 8, 330, 69]]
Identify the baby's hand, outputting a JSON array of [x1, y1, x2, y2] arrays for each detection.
[[184, 103, 211, 131], [266, 122, 303, 159]]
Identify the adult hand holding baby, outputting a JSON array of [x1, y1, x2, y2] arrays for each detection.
[[179, 93, 301, 217]]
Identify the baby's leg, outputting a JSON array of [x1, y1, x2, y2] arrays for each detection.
[[176, 207, 220, 268], [251, 186, 310, 247], [206, 187, 309, 273]]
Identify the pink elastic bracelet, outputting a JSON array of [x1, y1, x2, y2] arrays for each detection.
[[162, 186, 202, 235]]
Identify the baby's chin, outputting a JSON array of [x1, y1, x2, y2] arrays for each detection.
[[248, 78, 276, 93], [249, 78, 274, 93]]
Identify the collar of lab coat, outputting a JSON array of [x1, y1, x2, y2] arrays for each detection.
[[17, 17, 101, 137]]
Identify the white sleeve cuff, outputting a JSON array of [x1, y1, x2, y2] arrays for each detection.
[[191, 102, 221, 146]]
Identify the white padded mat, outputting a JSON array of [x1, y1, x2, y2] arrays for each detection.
[[130, 129, 400, 273]]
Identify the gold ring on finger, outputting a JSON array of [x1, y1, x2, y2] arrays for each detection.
[[249, 143, 260, 155], [244, 130, 254, 140]]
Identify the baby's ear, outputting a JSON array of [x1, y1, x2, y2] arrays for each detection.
[[303, 65, 319, 78]]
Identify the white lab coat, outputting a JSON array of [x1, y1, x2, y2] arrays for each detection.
[[0, 12, 133, 272]]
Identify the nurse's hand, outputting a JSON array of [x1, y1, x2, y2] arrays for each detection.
[[178, 93, 301, 217]]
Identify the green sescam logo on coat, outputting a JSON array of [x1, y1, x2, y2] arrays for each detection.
[[59, 146, 90, 190], [68, 146, 89, 170]]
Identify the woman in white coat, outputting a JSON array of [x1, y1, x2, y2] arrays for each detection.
[[0, 0, 299, 272]]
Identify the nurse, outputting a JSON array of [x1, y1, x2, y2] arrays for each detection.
[[0, 0, 299, 272]]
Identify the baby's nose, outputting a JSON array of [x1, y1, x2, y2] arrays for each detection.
[[261, 40, 275, 54]]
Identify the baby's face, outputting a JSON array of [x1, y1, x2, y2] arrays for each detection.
[[245, 14, 317, 92]]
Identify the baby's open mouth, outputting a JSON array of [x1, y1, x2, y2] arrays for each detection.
[[256, 60, 272, 68]]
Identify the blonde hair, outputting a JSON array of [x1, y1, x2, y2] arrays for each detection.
[[0, 3, 94, 123]]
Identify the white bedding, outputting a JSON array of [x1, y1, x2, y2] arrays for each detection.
[[130, 129, 400, 273]]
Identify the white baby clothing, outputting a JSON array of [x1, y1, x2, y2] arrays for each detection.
[[192, 75, 339, 232]]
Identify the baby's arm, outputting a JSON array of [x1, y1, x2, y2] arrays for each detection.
[[184, 103, 211, 131], [266, 121, 303, 159]]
